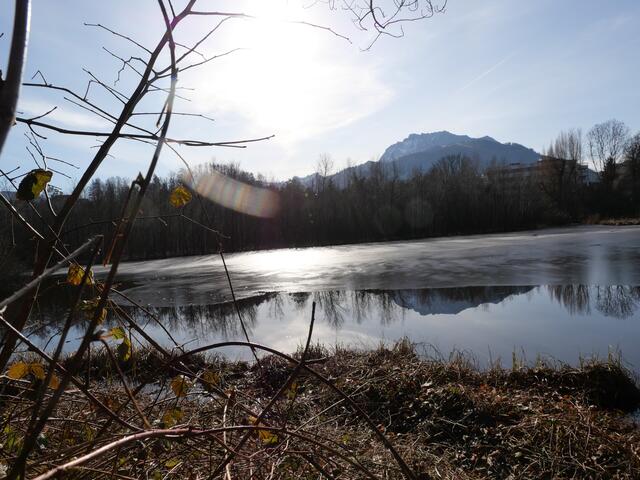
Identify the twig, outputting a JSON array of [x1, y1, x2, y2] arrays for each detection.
[[84, 22, 152, 54], [100, 339, 152, 429], [0, 236, 100, 310], [210, 303, 317, 478], [32, 425, 376, 480], [177, 340, 419, 480]]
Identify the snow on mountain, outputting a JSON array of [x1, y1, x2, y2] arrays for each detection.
[[290, 130, 541, 187], [379, 131, 539, 169]]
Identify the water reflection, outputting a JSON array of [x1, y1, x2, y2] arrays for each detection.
[[18, 285, 640, 367], [546, 285, 640, 319]]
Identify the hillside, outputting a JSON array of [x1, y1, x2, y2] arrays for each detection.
[[293, 130, 541, 187]]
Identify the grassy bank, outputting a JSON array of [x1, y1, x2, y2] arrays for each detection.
[[1, 341, 639, 479], [585, 215, 640, 226]]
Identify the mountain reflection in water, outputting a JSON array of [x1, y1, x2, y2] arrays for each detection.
[[117, 285, 640, 328], [22, 285, 640, 367]]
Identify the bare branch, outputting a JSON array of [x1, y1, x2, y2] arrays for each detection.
[[14, 116, 274, 147], [84, 22, 152, 54], [0, 236, 100, 310], [0, 0, 31, 157]]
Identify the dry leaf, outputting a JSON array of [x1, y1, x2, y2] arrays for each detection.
[[162, 408, 184, 427], [67, 263, 93, 286], [97, 307, 107, 324], [169, 185, 192, 208], [16, 169, 53, 201], [29, 363, 46, 380], [117, 338, 132, 362], [7, 362, 29, 380], [49, 375, 61, 390], [171, 375, 190, 397], [286, 381, 298, 401], [202, 370, 220, 391], [249, 415, 279, 445], [109, 326, 126, 340]]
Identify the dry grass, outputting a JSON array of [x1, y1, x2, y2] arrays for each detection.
[[585, 214, 640, 226], [1, 341, 639, 479]]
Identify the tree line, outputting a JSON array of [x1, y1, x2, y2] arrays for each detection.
[[2, 120, 639, 266]]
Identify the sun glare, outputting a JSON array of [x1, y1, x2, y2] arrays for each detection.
[[191, 1, 391, 145], [229, 3, 324, 139]]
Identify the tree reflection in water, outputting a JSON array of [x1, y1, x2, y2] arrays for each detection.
[[546, 285, 640, 319], [312, 291, 348, 327], [19, 285, 640, 350], [595, 286, 640, 319], [546, 285, 591, 315]]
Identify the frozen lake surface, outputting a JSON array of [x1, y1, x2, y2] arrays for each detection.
[[30, 225, 640, 367], [109, 225, 640, 306]]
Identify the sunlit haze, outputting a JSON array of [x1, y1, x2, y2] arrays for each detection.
[[1, 0, 639, 186]]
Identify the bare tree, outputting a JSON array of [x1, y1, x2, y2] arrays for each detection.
[[0, 2, 451, 479], [541, 128, 583, 217], [546, 128, 583, 163], [623, 132, 640, 208], [315, 153, 334, 194], [587, 119, 630, 182], [329, 0, 448, 49]]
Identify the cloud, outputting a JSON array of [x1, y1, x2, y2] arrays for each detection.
[[18, 97, 112, 130], [457, 53, 515, 93]]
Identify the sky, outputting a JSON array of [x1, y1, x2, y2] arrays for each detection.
[[1, 0, 639, 191]]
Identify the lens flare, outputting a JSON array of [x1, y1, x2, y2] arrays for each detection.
[[186, 170, 280, 218]]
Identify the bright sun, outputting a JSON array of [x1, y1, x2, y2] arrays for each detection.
[[228, 2, 324, 138], [191, 1, 391, 146]]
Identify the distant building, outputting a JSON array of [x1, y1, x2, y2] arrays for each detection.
[[47, 184, 64, 197], [487, 156, 599, 193]]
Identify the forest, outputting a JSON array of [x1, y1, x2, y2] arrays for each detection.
[[2, 125, 640, 267]]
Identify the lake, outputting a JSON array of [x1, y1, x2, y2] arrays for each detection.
[[25, 225, 640, 368]]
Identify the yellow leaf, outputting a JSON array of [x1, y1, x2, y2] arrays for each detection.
[[16, 169, 53, 201], [3, 425, 21, 452], [103, 327, 130, 361], [117, 337, 131, 362], [32, 170, 53, 196], [83, 425, 95, 441], [169, 185, 192, 208], [109, 327, 126, 340], [170, 375, 190, 397], [258, 428, 278, 445], [67, 263, 93, 286], [286, 381, 298, 401], [29, 363, 46, 380], [79, 299, 96, 310], [202, 370, 220, 390], [7, 362, 29, 380], [49, 375, 61, 390], [248, 415, 278, 445], [162, 408, 184, 427], [164, 458, 180, 469], [161, 411, 175, 427]]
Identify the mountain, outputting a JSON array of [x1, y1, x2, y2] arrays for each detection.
[[379, 131, 540, 170], [291, 131, 541, 187], [380, 131, 477, 162]]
